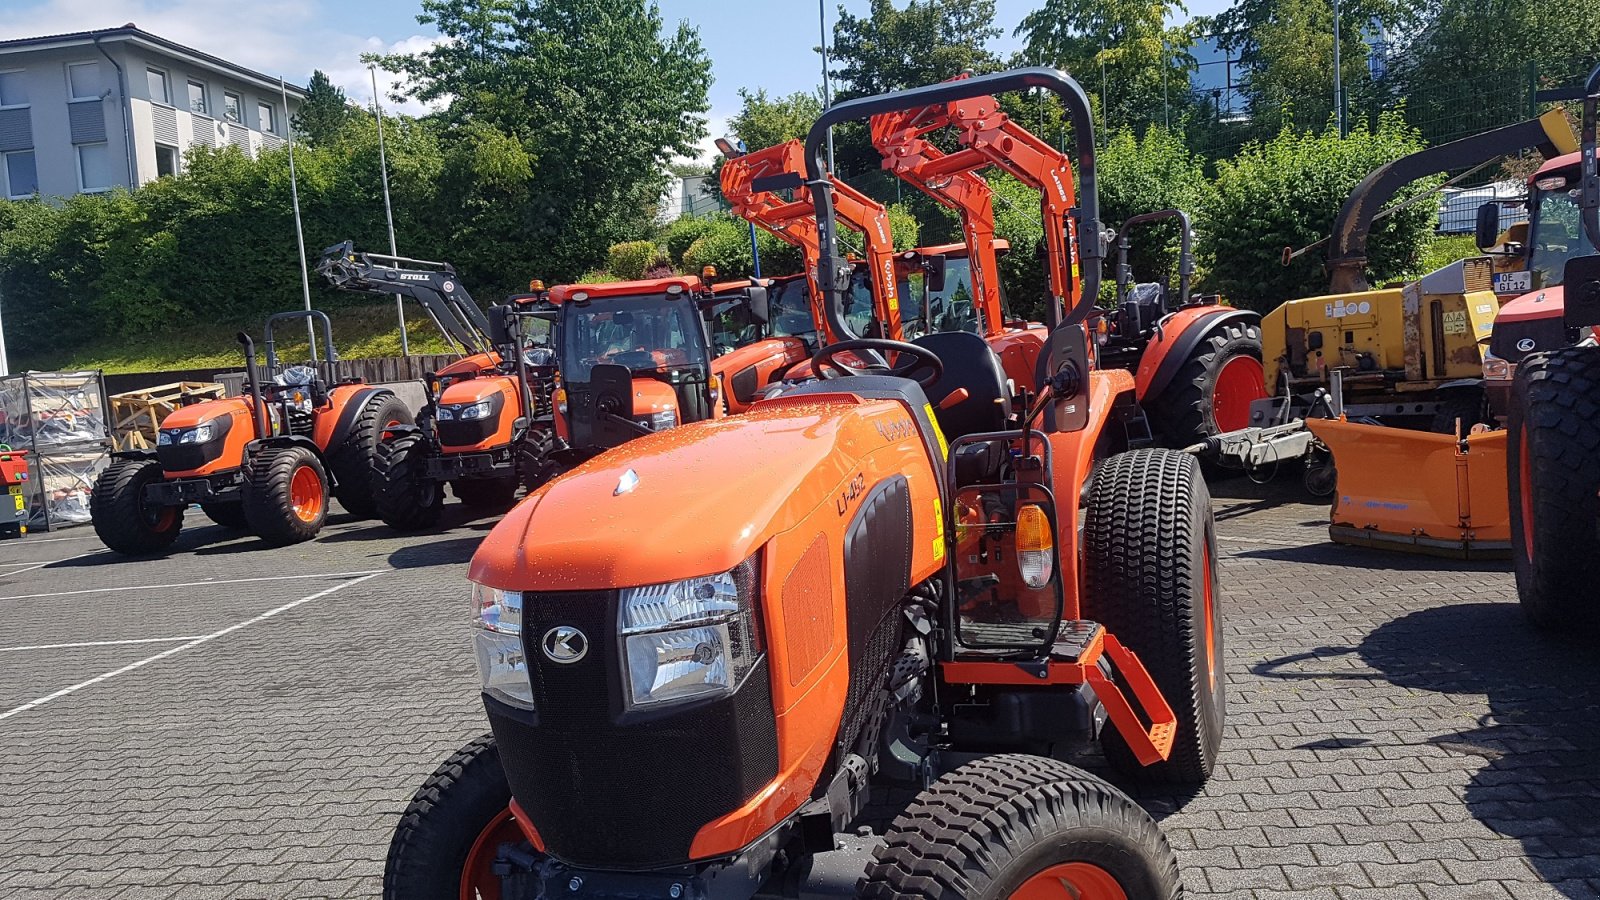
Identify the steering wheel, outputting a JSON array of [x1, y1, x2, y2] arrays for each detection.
[[811, 339, 943, 389]]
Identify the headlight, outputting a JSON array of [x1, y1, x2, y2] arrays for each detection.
[[619, 557, 762, 709], [458, 400, 494, 420], [470, 583, 534, 709], [157, 431, 173, 446], [1482, 353, 1513, 381], [436, 406, 454, 421], [640, 409, 678, 431], [161, 422, 216, 445]]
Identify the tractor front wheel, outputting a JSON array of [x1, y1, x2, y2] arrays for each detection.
[[90, 459, 182, 555], [243, 446, 328, 545], [201, 501, 248, 530], [517, 429, 563, 493], [329, 392, 413, 519], [374, 433, 443, 531], [452, 476, 519, 510], [384, 734, 531, 900], [1147, 319, 1265, 448], [859, 754, 1181, 900], [1508, 348, 1600, 630], [1084, 448, 1224, 785]]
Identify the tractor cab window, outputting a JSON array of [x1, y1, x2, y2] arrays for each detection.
[[924, 257, 981, 335], [846, 269, 879, 337], [520, 315, 556, 367], [1528, 185, 1589, 289], [707, 299, 762, 355], [767, 276, 819, 349], [561, 294, 709, 382], [899, 270, 928, 339]]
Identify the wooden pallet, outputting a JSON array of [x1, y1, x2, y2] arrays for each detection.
[[109, 381, 226, 450]]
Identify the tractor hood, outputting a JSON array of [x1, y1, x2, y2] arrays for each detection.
[[470, 395, 876, 591], [1490, 286, 1569, 363], [160, 396, 251, 429]]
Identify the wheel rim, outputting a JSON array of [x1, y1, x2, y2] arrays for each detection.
[[290, 466, 323, 523], [1519, 429, 1534, 562], [1203, 540, 1217, 696], [1013, 862, 1130, 900], [1211, 355, 1266, 433], [460, 807, 521, 900]]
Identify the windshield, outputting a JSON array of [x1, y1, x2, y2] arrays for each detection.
[[1529, 184, 1593, 289], [560, 294, 709, 382], [707, 277, 820, 353]]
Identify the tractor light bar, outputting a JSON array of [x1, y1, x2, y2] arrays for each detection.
[[158, 422, 216, 446], [470, 583, 534, 709], [1015, 503, 1054, 590], [619, 556, 763, 709]]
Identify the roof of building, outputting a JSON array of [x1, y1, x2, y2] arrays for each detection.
[[0, 24, 307, 96]]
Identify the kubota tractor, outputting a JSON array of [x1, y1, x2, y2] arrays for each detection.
[[90, 311, 412, 553], [384, 69, 1218, 900]]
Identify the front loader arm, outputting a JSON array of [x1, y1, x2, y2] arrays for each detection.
[[317, 243, 493, 356]]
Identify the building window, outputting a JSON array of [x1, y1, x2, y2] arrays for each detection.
[[187, 80, 208, 116], [154, 144, 178, 178], [223, 91, 241, 123], [66, 62, 100, 101], [77, 142, 113, 192], [0, 70, 27, 108], [257, 101, 276, 134], [146, 67, 169, 105], [2, 150, 37, 198]]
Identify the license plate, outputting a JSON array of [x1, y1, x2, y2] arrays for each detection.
[[1493, 271, 1532, 294], [7, 485, 20, 496]]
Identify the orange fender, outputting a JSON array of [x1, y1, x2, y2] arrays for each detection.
[[1133, 306, 1257, 403]]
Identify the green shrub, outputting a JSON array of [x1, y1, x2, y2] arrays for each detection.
[[607, 240, 660, 281], [1199, 112, 1436, 313], [1098, 127, 1215, 292], [664, 214, 719, 266]]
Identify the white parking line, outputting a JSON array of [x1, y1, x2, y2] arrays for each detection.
[[0, 559, 83, 567], [0, 571, 386, 721], [3, 534, 98, 544], [0, 636, 206, 653], [0, 569, 385, 602], [0, 552, 100, 578]]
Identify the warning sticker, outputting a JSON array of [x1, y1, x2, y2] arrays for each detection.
[[931, 495, 946, 563]]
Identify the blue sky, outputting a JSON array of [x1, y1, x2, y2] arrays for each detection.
[[1, 0, 1235, 156]]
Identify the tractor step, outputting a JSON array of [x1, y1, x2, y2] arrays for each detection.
[[956, 619, 1101, 662]]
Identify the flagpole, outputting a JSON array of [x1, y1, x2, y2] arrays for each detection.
[[370, 65, 409, 355], [282, 76, 317, 364]]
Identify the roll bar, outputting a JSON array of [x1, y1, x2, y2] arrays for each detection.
[[805, 67, 1103, 342], [1115, 209, 1193, 307], [263, 309, 338, 373], [1579, 62, 1600, 249]]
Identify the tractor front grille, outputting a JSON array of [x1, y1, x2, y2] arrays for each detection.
[[484, 589, 779, 870]]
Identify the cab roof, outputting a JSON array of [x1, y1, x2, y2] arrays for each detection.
[[906, 239, 1012, 259], [1533, 151, 1579, 182], [545, 275, 706, 305]]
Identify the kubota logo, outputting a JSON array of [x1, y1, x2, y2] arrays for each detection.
[[541, 626, 588, 664]]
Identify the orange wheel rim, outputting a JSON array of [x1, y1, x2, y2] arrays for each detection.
[[1519, 429, 1535, 562], [152, 504, 177, 531], [460, 807, 521, 900], [290, 466, 323, 523], [1212, 355, 1266, 433], [1203, 540, 1217, 695], [1013, 862, 1129, 900]]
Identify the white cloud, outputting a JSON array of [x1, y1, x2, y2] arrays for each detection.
[[682, 110, 733, 167], [2, 0, 445, 116]]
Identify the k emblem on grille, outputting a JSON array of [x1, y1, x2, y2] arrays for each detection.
[[542, 626, 589, 664]]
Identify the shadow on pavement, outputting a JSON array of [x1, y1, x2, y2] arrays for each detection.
[[1259, 603, 1600, 895], [387, 536, 485, 569], [1229, 543, 1510, 574]]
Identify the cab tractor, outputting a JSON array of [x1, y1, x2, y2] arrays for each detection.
[[90, 311, 412, 553], [384, 68, 1218, 900]]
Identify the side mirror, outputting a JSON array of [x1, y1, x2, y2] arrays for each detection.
[[487, 303, 515, 347], [1474, 202, 1502, 251], [1563, 254, 1600, 329], [923, 255, 948, 294], [745, 285, 770, 324]]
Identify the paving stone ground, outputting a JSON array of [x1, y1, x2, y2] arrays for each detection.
[[0, 477, 1596, 899]]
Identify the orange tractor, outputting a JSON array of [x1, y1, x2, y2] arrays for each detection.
[[385, 68, 1217, 899], [90, 311, 412, 553]]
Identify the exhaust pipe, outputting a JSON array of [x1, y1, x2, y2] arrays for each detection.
[[237, 332, 269, 440]]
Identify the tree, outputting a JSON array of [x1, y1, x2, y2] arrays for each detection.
[[1014, 0, 1197, 133], [830, 0, 1002, 100], [377, 0, 713, 278], [728, 88, 824, 152], [292, 70, 357, 147]]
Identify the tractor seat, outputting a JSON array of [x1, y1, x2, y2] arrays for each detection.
[[1118, 282, 1167, 337], [911, 331, 1011, 440]]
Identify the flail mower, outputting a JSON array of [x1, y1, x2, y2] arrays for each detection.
[[385, 68, 1220, 900], [90, 310, 412, 553]]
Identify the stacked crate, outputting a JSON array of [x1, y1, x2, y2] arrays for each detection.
[[0, 372, 112, 531]]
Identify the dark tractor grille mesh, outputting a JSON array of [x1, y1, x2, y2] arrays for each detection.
[[154, 415, 233, 472], [485, 589, 779, 870]]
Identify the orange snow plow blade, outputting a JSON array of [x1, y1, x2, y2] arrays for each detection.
[[1306, 417, 1510, 559]]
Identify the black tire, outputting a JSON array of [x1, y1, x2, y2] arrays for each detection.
[[90, 458, 183, 555], [200, 501, 248, 530], [384, 734, 526, 900], [327, 392, 413, 519], [452, 476, 519, 509], [1084, 448, 1224, 785], [242, 445, 328, 545], [1508, 348, 1600, 630], [1429, 385, 1486, 435], [374, 433, 444, 531], [1146, 318, 1264, 448], [517, 428, 564, 493], [858, 754, 1181, 900]]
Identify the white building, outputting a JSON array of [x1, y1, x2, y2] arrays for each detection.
[[0, 24, 305, 200]]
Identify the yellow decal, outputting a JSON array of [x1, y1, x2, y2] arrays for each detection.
[[924, 404, 949, 460], [932, 495, 946, 562]]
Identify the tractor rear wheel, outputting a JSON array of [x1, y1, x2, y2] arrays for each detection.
[[374, 433, 443, 531], [90, 459, 182, 555], [1508, 348, 1600, 630], [452, 476, 519, 510], [201, 501, 248, 530], [384, 733, 530, 900], [243, 445, 328, 545], [328, 392, 413, 519], [1084, 449, 1224, 785], [859, 754, 1181, 900], [1147, 319, 1265, 448]]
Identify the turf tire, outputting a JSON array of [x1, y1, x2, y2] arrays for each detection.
[[242, 445, 327, 545], [1084, 448, 1225, 785], [858, 754, 1181, 899], [201, 501, 248, 530], [328, 392, 413, 519], [1146, 319, 1264, 448], [90, 458, 182, 554], [383, 733, 520, 900], [1508, 348, 1600, 630], [374, 433, 443, 531]]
